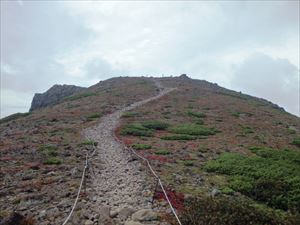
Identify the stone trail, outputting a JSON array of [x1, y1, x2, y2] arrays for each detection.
[[77, 81, 175, 225]]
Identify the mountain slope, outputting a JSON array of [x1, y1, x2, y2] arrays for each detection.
[[117, 76, 300, 224], [0, 76, 299, 225], [0, 77, 158, 224]]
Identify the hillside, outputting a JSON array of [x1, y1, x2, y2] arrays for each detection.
[[0, 76, 299, 225]]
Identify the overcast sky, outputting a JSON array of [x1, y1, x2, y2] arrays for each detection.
[[1, 0, 299, 118]]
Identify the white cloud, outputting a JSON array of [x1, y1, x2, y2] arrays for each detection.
[[1, 0, 299, 117], [0, 89, 32, 118], [17, 0, 23, 7], [231, 52, 299, 116]]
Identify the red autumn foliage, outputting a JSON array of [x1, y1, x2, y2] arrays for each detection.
[[123, 138, 134, 146], [188, 142, 198, 149], [147, 154, 168, 163], [183, 156, 195, 161], [154, 188, 185, 210], [0, 156, 13, 161], [25, 162, 41, 170]]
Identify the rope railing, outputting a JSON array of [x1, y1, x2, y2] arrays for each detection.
[[114, 134, 183, 225], [61, 141, 96, 225]]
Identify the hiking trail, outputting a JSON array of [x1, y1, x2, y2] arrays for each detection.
[[76, 80, 175, 225]]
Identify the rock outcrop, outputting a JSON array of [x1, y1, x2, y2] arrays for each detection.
[[30, 84, 85, 111]]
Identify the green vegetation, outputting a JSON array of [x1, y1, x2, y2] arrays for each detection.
[[180, 197, 299, 225], [161, 134, 197, 140], [231, 111, 241, 118], [86, 113, 102, 121], [292, 137, 300, 147], [169, 123, 216, 136], [240, 125, 254, 134], [120, 123, 154, 137], [154, 149, 170, 155], [204, 147, 300, 211], [141, 120, 169, 130], [183, 160, 194, 166], [131, 143, 151, 150], [64, 92, 98, 101], [121, 121, 169, 137], [194, 119, 204, 125], [78, 140, 97, 147], [121, 111, 139, 118], [38, 144, 62, 165], [187, 111, 206, 118], [38, 144, 58, 156], [44, 157, 62, 165], [288, 128, 296, 134], [232, 111, 253, 118], [198, 146, 209, 153], [221, 187, 234, 195], [0, 112, 31, 124]]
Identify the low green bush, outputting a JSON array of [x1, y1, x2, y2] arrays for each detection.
[[120, 123, 154, 137], [183, 160, 194, 166], [221, 187, 234, 195], [78, 140, 97, 147], [180, 197, 299, 225], [240, 125, 254, 134], [231, 111, 241, 118], [187, 111, 206, 118], [38, 144, 57, 152], [198, 146, 209, 153], [169, 123, 216, 136], [161, 134, 197, 140], [154, 149, 170, 155], [194, 119, 204, 125], [292, 137, 300, 147], [288, 129, 296, 134], [38, 144, 58, 156], [86, 113, 102, 121], [44, 157, 62, 165], [122, 111, 139, 118], [132, 143, 151, 150], [141, 120, 169, 130], [204, 148, 300, 211]]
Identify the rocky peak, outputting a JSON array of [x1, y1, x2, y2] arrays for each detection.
[[30, 84, 85, 111]]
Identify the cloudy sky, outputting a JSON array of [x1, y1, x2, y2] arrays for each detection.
[[1, 0, 299, 118]]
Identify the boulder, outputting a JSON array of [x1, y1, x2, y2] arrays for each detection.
[[211, 188, 221, 197], [118, 207, 135, 220], [131, 209, 157, 222], [98, 206, 115, 225]]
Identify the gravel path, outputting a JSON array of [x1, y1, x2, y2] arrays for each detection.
[[81, 80, 175, 225]]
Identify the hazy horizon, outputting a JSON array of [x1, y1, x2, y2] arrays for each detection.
[[1, 0, 299, 118]]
